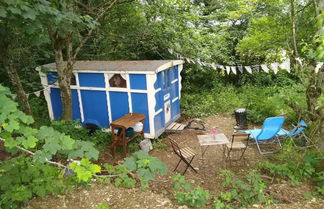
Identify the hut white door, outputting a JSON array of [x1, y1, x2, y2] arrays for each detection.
[[164, 99, 171, 124]]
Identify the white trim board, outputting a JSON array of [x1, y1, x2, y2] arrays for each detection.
[[75, 72, 85, 122]]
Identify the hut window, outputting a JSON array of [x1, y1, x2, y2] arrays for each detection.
[[109, 74, 127, 88], [71, 74, 76, 86]]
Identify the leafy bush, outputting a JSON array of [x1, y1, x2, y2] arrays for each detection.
[[172, 174, 210, 208], [260, 148, 323, 187], [214, 170, 273, 209], [0, 156, 69, 209], [102, 163, 136, 188], [124, 151, 167, 189], [181, 84, 306, 124], [152, 138, 168, 150], [51, 120, 111, 151]]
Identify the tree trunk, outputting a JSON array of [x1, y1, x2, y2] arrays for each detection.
[[6, 60, 33, 116], [54, 45, 73, 120], [290, 0, 299, 58]]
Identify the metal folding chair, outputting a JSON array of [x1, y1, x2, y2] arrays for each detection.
[[225, 132, 250, 164], [168, 137, 197, 175]]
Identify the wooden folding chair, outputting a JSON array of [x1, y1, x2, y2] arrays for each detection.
[[168, 137, 197, 175], [225, 132, 250, 164]]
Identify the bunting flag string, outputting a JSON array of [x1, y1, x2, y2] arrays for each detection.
[[9, 86, 49, 100], [167, 48, 310, 74]]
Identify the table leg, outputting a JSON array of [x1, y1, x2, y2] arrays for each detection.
[[200, 146, 209, 169]]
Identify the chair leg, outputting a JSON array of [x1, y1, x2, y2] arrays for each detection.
[[182, 156, 197, 175], [174, 159, 182, 172], [276, 136, 282, 148]]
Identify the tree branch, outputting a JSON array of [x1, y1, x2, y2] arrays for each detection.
[[73, 0, 118, 61], [0, 137, 68, 169]]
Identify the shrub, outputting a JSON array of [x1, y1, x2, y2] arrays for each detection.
[[51, 120, 111, 151], [181, 84, 306, 124], [214, 170, 273, 209], [0, 156, 69, 208], [172, 174, 210, 208], [259, 148, 323, 187]]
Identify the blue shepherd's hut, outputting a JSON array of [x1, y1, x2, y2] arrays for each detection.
[[37, 60, 184, 138]]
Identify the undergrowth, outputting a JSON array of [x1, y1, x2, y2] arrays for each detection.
[[259, 146, 324, 195], [0, 156, 72, 208], [51, 120, 111, 151], [181, 84, 306, 124]]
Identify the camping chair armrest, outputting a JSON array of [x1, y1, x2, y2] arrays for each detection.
[[233, 132, 250, 136]]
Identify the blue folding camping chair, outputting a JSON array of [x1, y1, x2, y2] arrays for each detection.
[[277, 120, 308, 145], [242, 117, 285, 155]]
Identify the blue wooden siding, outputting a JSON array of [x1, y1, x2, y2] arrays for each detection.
[[173, 66, 179, 79], [130, 74, 147, 90], [171, 99, 180, 119], [154, 111, 164, 137], [78, 73, 105, 88], [154, 72, 162, 89], [50, 88, 62, 120], [47, 72, 58, 85], [80, 90, 109, 127], [131, 93, 149, 133], [50, 88, 81, 120], [71, 89, 81, 120], [109, 92, 129, 121]]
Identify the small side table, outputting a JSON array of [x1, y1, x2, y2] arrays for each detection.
[[197, 133, 230, 168], [110, 113, 145, 157]]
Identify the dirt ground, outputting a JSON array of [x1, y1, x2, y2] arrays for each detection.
[[26, 114, 323, 209]]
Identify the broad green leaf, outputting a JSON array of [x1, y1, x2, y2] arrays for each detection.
[[4, 137, 18, 148], [124, 157, 137, 171], [137, 168, 154, 181]]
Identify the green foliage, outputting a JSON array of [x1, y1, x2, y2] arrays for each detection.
[[93, 203, 109, 209], [260, 148, 323, 187], [0, 156, 68, 209], [182, 83, 305, 123], [214, 170, 272, 209], [172, 174, 210, 208], [124, 151, 167, 189], [51, 120, 111, 151], [70, 158, 101, 182], [103, 164, 136, 188], [152, 139, 168, 151]]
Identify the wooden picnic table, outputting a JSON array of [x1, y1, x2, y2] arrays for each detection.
[[111, 113, 145, 157]]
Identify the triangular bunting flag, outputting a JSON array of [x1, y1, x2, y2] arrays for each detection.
[[34, 91, 41, 97], [245, 66, 252, 74], [238, 66, 243, 73], [261, 64, 269, 73], [254, 65, 261, 72], [279, 59, 291, 73], [219, 65, 225, 71], [168, 48, 173, 54], [211, 63, 217, 70], [225, 66, 231, 74], [271, 63, 279, 74], [11, 94, 17, 100], [231, 66, 237, 75], [296, 57, 303, 66], [315, 62, 323, 73]]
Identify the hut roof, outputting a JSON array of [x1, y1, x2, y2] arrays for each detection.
[[42, 60, 184, 73]]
